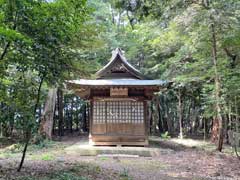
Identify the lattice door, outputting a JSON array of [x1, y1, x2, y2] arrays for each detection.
[[92, 100, 145, 135]]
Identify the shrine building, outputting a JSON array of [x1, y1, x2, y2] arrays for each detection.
[[67, 48, 167, 146]]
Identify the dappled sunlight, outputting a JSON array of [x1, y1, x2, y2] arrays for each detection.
[[170, 138, 209, 148], [64, 140, 160, 157]]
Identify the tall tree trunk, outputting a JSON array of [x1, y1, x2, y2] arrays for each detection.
[[58, 89, 64, 136], [185, 99, 192, 134], [75, 98, 79, 131], [158, 97, 164, 133], [211, 22, 224, 152], [52, 105, 57, 136], [164, 95, 173, 135], [38, 88, 57, 139], [204, 118, 207, 141], [109, 4, 115, 24], [126, 10, 134, 30], [147, 101, 152, 135], [151, 96, 159, 135], [70, 98, 74, 133], [178, 88, 183, 139], [159, 95, 168, 133], [117, 9, 123, 31], [235, 97, 239, 133], [65, 106, 69, 132]]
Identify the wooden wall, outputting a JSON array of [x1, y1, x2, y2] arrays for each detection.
[[89, 97, 148, 146]]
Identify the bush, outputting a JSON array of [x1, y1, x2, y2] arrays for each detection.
[[161, 131, 171, 139]]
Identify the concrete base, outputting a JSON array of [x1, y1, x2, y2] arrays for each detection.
[[65, 142, 162, 157], [89, 134, 148, 146]]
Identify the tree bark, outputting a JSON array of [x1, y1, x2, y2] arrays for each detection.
[[235, 97, 239, 133], [109, 4, 115, 24], [151, 96, 159, 135], [17, 130, 30, 172], [224, 48, 237, 68], [163, 95, 173, 135], [158, 97, 164, 133], [70, 98, 74, 133], [38, 88, 57, 139], [204, 118, 207, 141], [58, 89, 64, 136], [178, 88, 183, 139], [211, 22, 224, 152]]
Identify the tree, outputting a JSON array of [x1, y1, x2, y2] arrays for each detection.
[[0, 0, 93, 171], [39, 88, 57, 139]]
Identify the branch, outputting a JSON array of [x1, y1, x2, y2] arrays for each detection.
[[224, 48, 236, 59], [126, 10, 135, 30], [0, 10, 18, 61], [0, 42, 11, 60], [224, 48, 237, 68]]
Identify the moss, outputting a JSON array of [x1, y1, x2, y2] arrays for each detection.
[[98, 156, 110, 161], [41, 154, 55, 161]]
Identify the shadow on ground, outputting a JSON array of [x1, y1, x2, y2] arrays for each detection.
[[149, 137, 200, 152]]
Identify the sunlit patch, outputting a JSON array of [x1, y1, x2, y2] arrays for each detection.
[[170, 138, 209, 147]]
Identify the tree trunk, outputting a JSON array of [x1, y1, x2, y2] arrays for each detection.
[[38, 88, 57, 139], [164, 96, 173, 135], [65, 106, 69, 132], [235, 97, 239, 133], [178, 88, 183, 139], [151, 96, 159, 135], [147, 101, 152, 135], [109, 4, 115, 24], [158, 97, 164, 133], [211, 22, 224, 152], [58, 89, 64, 136], [70, 98, 74, 133], [52, 104, 57, 135], [204, 118, 207, 141], [18, 73, 45, 172], [75, 98, 79, 131]]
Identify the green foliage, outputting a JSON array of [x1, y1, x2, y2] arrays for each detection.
[[0, 0, 93, 139], [31, 138, 57, 149], [4, 143, 22, 153], [105, 0, 240, 139], [161, 131, 171, 139], [0, 0, 239, 154], [40, 153, 55, 161]]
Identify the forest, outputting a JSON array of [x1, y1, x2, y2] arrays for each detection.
[[0, 0, 240, 180]]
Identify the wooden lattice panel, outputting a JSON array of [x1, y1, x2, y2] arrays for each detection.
[[92, 100, 144, 124], [93, 101, 105, 124]]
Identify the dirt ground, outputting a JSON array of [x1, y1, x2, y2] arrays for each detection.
[[0, 136, 240, 180]]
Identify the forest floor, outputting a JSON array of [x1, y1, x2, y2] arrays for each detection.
[[0, 136, 240, 180]]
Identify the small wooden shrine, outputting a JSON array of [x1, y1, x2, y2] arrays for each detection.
[[67, 48, 166, 146]]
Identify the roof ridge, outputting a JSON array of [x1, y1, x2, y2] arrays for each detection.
[[96, 48, 147, 80]]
